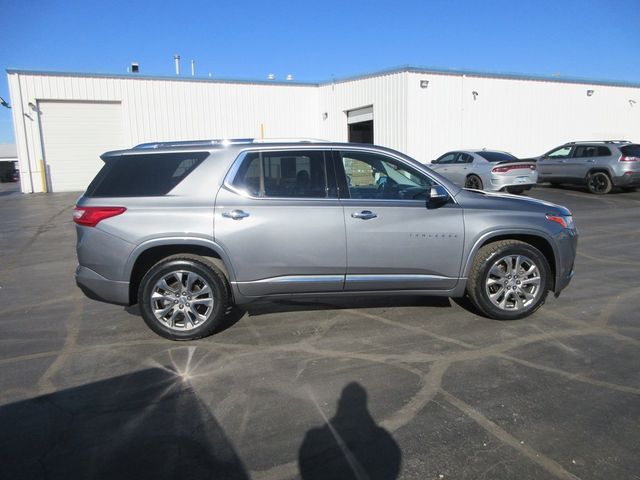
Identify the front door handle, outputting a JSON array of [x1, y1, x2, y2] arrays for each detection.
[[351, 210, 377, 220], [587, 159, 595, 163], [222, 209, 250, 220]]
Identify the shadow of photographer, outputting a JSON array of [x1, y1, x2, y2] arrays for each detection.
[[299, 382, 402, 480]]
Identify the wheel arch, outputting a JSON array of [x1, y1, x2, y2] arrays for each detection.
[[125, 238, 236, 305], [463, 230, 557, 289]]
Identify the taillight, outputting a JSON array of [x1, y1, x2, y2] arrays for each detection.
[[492, 164, 536, 173], [73, 206, 126, 227], [619, 155, 639, 162]]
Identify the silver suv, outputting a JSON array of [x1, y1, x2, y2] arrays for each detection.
[[74, 139, 578, 340], [536, 141, 640, 194]]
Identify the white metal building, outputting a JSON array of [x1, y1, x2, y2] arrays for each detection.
[[7, 66, 640, 193]]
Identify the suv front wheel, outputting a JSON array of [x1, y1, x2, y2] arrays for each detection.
[[138, 255, 230, 340], [467, 240, 551, 320]]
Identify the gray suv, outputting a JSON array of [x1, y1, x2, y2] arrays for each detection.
[[74, 139, 577, 340], [536, 141, 640, 194]]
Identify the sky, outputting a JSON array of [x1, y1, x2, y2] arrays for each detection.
[[1, 0, 639, 143]]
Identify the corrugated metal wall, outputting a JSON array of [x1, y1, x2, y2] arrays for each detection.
[[318, 71, 408, 151], [406, 72, 640, 161], [8, 69, 640, 193], [8, 72, 319, 192]]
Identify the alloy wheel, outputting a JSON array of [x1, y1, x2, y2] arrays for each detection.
[[485, 254, 542, 311], [151, 270, 215, 330]]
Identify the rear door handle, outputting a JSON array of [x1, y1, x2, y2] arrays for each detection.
[[587, 159, 595, 163], [222, 209, 250, 220], [351, 210, 377, 220]]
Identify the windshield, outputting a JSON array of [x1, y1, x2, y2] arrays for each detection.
[[476, 151, 518, 162]]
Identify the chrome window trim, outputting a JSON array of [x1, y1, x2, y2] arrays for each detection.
[[222, 148, 340, 202], [222, 144, 458, 204], [336, 148, 459, 204]]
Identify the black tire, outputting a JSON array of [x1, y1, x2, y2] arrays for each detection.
[[505, 186, 525, 194], [467, 240, 551, 320], [586, 171, 612, 195], [138, 254, 230, 340], [465, 174, 484, 190]]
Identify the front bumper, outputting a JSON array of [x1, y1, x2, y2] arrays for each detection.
[[75, 265, 130, 306]]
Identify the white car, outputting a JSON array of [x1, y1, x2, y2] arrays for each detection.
[[428, 150, 538, 193]]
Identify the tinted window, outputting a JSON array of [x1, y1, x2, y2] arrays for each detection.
[[434, 153, 457, 165], [232, 150, 333, 198], [85, 152, 207, 197], [620, 145, 640, 157], [339, 151, 434, 200], [546, 146, 572, 159], [457, 153, 474, 164], [476, 151, 518, 162], [574, 145, 611, 158]]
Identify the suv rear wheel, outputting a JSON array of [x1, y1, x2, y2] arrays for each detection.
[[138, 255, 230, 340], [467, 240, 550, 320], [586, 171, 612, 194]]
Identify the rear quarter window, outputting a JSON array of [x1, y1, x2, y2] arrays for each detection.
[[85, 152, 208, 197], [621, 145, 640, 157]]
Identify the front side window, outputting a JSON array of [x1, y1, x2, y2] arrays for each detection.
[[546, 146, 572, 159], [232, 150, 334, 198], [339, 151, 434, 200]]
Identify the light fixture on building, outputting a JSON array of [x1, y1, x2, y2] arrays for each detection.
[[630, 99, 637, 107], [286, 74, 294, 81], [131, 63, 139, 73], [267, 73, 275, 80], [322, 112, 328, 120], [28, 102, 37, 111], [472, 91, 479, 100], [587, 89, 594, 97], [0, 96, 10, 109], [420, 80, 429, 89]]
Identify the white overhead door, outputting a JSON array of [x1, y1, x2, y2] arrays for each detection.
[[39, 101, 124, 192]]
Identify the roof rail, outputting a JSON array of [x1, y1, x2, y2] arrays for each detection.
[[133, 138, 330, 149], [565, 140, 631, 145]]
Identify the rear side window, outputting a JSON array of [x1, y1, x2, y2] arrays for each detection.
[[621, 145, 640, 157], [476, 151, 518, 162], [574, 146, 611, 158], [232, 150, 335, 198], [85, 152, 207, 197]]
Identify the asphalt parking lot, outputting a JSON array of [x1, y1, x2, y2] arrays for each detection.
[[1, 185, 639, 480]]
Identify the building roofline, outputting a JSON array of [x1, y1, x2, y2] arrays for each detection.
[[5, 68, 319, 87], [6, 65, 640, 90]]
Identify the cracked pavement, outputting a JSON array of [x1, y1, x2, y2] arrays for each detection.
[[0, 186, 639, 479]]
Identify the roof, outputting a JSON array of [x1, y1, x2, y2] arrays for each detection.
[[0, 144, 17, 159], [6, 65, 640, 90]]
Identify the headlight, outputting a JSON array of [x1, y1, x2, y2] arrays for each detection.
[[546, 214, 575, 230]]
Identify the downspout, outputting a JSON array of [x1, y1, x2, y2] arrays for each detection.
[[16, 73, 35, 192]]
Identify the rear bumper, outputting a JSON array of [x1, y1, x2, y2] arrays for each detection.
[[488, 174, 537, 191], [75, 265, 130, 306], [613, 172, 640, 187]]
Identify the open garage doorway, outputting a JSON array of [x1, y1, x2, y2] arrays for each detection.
[[347, 106, 374, 144]]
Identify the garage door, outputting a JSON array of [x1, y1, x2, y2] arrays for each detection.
[[39, 101, 124, 192]]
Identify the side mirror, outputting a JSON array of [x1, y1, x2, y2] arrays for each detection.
[[427, 185, 449, 209]]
